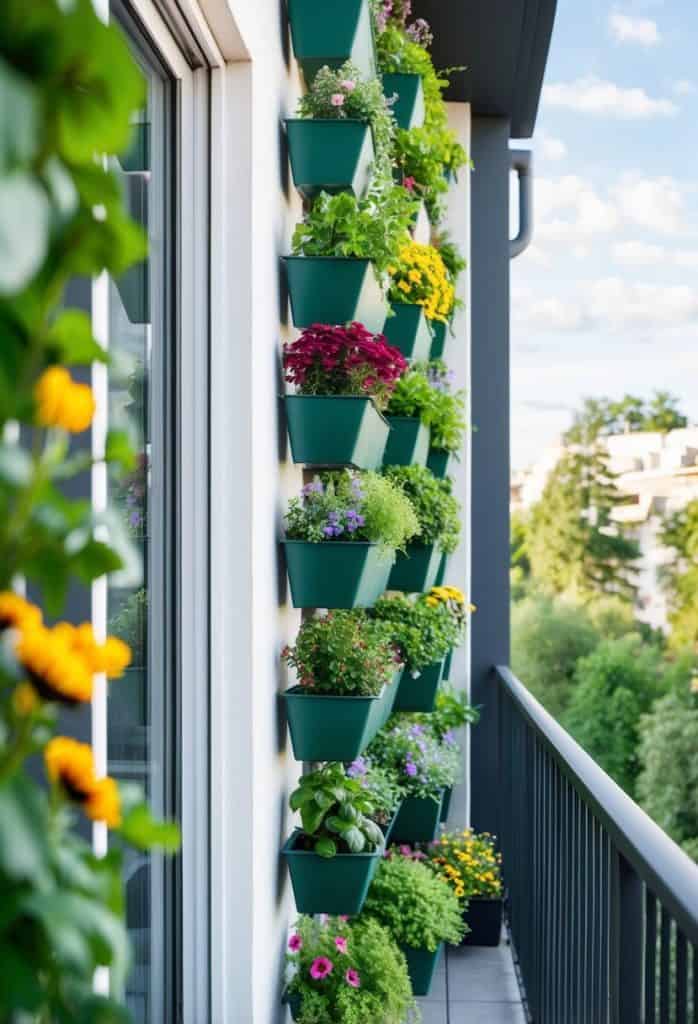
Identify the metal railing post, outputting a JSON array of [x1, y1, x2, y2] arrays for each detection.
[[611, 852, 644, 1023]]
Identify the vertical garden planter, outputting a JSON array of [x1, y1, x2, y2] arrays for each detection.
[[443, 647, 453, 681], [282, 686, 386, 762], [375, 667, 403, 728], [440, 786, 453, 822], [382, 73, 425, 130], [388, 542, 442, 592], [283, 831, 383, 914], [287, 0, 376, 82], [394, 657, 445, 712], [383, 416, 430, 467], [390, 791, 444, 843], [462, 897, 504, 947], [400, 943, 444, 997], [382, 799, 403, 845], [284, 256, 389, 333], [434, 552, 449, 587], [285, 395, 389, 469], [285, 119, 375, 200], [283, 540, 393, 608], [427, 448, 452, 479], [429, 320, 449, 359], [382, 302, 432, 361]]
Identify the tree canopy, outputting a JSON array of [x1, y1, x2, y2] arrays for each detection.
[[563, 392, 687, 446], [660, 499, 698, 652]]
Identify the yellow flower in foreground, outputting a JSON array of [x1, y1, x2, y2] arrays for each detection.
[[96, 636, 132, 678], [0, 591, 42, 631], [45, 736, 95, 799], [35, 366, 96, 433], [16, 625, 94, 704], [84, 776, 122, 828], [53, 622, 132, 678], [425, 596, 439, 607]]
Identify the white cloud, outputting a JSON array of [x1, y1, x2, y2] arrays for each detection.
[[609, 12, 661, 46], [539, 134, 567, 161], [673, 79, 696, 97], [674, 251, 698, 268], [612, 240, 665, 266], [612, 173, 685, 235], [514, 296, 587, 332], [543, 76, 677, 118], [535, 176, 619, 241]]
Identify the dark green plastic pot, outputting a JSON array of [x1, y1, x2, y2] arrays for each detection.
[[390, 791, 444, 843], [283, 830, 383, 914], [383, 416, 430, 467], [382, 73, 425, 130], [443, 647, 453, 680], [284, 991, 301, 1021], [383, 800, 402, 844], [440, 786, 453, 822], [287, 0, 376, 82], [285, 256, 388, 333], [434, 552, 449, 587], [285, 395, 389, 469], [376, 667, 403, 728], [283, 540, 393, 608], [429, 319, 449, 359], [400, 943, 444, 997], [388, 543, 442, 592], [282, 685, 385, 761], [394, 657, 445, 712], [462, 897, 504, 947], [285, 119, 375, 199], [382, 302, 432, 361], [427, 448, 453, 479]]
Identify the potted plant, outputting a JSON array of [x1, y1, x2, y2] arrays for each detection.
[[283, 914, 417, 1022], [287, 0, 377, 84], [423, 584, 473, 685], [382, 367, 435, 467], [281, 611, 402, 761], [414, 360, 468, 478], [430, 232, 467, 357], [283, 470, 419, 608], [382, 465, 461, 591], [287, 63, 396, 199], [363, 853, 466, 995], [382, 243, 453, 362], [348, 756, 404, 842], [366, 719, 460, 841], [383, 72, 425, 130], [283, 763, 385, 914], [283, 323, 407, 470], [425, 829, 504, 946], [286, 187, 417, 331], [376, 10, 431, 130]]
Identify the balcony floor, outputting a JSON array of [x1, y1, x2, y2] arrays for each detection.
[[417, 932, 526, 1023]]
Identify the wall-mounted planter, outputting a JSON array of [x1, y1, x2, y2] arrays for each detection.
[[440, 785, 453, 822], [400, 942, 444, 997], [434, 552, 449, 587], [388, 542, 442, 592], [391, 791, 444, 843], [411, 201, 431, 245], [375, 667, 403, 728], [383, 416, 430, 467], [283, 991, 301, 1021], [282, 686, 386, 762], [429, 320, 449, 360], [382, 73, 425, 130], [285, 256, 388, 333], [287, 0, 376, 83], [382, 799, 403, 845], [382, 302, 432, 362], [283, 540, 393, 608], [285, 119, 375, 200], [427, 448, 453, 479], [443, 647, 453, 681], [394, 657, 445, 712], [285, 395, 389, 469], [283, 830, 383, 914], [462, 897, 504, 947]]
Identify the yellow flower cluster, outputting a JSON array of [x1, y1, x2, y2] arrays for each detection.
[[428, 828, 503, 900], [34, 366, 96, 433], [0, 591, 43, 630], [45, 737, 122, 828], [388, 243, 455, 323]]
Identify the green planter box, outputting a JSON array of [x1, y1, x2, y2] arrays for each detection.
[[382, 799, 403, 845], [285, 395, 389, 469], [287, 0, 376, 83], [283, 540, 393, 608], [429, 319, 449, 359], [390, 791, 444, 843], [462, 897, 504, 947], [375, 667, 402, 728], [382, 73, 425, 130], [434, 552, 449, 587], [284, 991, 301, 1021], [394, 657, 445, 712], [284, 256, 388, 333], [383, 416, 430, 467], [388, 542, 442, 593], [427, 448, 452, 479], [283, 830, 383, 914], [440, 785, 453, 822], [283, 685, 386, 761], [443, 647, 453, 680], [285, 119, 375, 199], [400, 943, 444, 997], [382, 302, 432, 361]]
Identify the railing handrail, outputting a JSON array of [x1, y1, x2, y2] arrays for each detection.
[[496, 665, 698, 945]]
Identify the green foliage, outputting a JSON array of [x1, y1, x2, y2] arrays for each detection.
[[282, 610, 400, 697], [660, 499, 698, 651], [371, 593, 461, 672], [108, 587, 147, 667], [363, 856, 466, 950], [348, 759, 403, 825], [289, 763, 384, 858], [563, 392, 687, 445], [421, 683, 479, 738], [367, 719, 460, 801], [386, 368, 434, 420], [383, 465, 461, 554], [432, 231, 467, 287], [286, 915, 417, 1024], [423, 828, 503, 900], [412, 360, 467, 454]]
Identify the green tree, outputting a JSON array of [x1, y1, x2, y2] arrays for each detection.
[[563, 392, 686, 445], [510, 510, 531, 602], [528, 447, 640, 602], [660, 499, 698, 651]]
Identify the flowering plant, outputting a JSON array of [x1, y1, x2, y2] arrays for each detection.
[[366, 719, 460, 801], [363, 855, 466, 949], [284, 470, 419, 554], [289, 762, 384, 858], [348, 757, 403, 827], [387, 361, 467, 455], [382, 465, 461, 554], [371, 593, 460, 673], [426, 829, 503, 901], [285, 915, 417, 1024], [424, 585, 473, 638], [282, 611, 401, 697], [388, 243, 455, 322], [427, 682, 480, 739], [283, 323, 407, 411]]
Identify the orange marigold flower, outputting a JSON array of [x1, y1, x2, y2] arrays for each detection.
[[35, 367, 95, 433], [16, 625, 93, 704], [84, 776, 122, 828], [95, 636, 132, 678], [45, 736, 95, 800], [0, 591, 42, 631]]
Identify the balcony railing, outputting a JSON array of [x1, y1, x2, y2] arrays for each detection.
[[493, 666, 698, 1024]]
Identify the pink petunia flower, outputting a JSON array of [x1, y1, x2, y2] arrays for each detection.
[[345, 968, 361, 988], [331, 93, 345, 107], [341, 79, 356, 92], [338, 915, 350, 922], [334, 936, 348, 954], [288, 933, 303, 952], [310, 957, 334, 980], [403, 176, 416, 192]]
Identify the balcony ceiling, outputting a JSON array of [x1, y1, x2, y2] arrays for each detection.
[[411, 0, 558, 138]]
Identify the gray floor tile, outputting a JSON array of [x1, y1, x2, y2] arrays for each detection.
[[415, 1002, 448, 1024], [448, 1001, 527, 1023]]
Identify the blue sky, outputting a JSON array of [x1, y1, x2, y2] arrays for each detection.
[[510, 0, 698, 469]]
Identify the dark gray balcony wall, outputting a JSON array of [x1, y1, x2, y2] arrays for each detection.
[[470, 116, 511, 836]]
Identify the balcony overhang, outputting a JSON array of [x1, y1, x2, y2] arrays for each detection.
[[412, 0, 558, 138]]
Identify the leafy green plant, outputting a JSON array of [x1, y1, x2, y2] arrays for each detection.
[[424, 828, 503, 901], [432, 230, 467, 287], [290, 763, 384, 858], [366, 719, 460, 801], [282, 611, 401, 697], [408, 683, 479, 740], [371, 593, 459, 672], [285, 914, 417, 1024], [386, 368, 435, 421], [383, 465, 461, 554], [415, 360, 467, 454], [363, 855, 466, 949], [347, 758, 404, 827], [285, 470, 419, 555]]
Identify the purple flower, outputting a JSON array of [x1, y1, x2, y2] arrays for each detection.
[[405, 761, 417, 777], [443, 729, 457, 746], [409, 724, 424, 738], [348, 757, 368, 778], [302, 479, 324, 498]]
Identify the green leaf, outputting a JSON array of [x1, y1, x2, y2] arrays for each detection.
[[0, 58, 38, 173], [118, 800, 180, 853], [342, 826, 366, 853], [289, 786, 317, 811], [105, 428, 136, 472], [68, 535, 124, 583], [313, 790, 334, 810], [47, 309, 108, 365], [0, 442, 32, 487], [0, 775, 51, 886], [314, 837, 337, 859], [0, 172, 50, 295], [0, 944, 42, 1012], [299, 804, 325, 836], [324, 816, 354, 835]]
